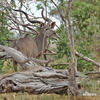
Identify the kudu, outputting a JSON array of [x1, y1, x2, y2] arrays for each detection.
[[11, 8, 56, 71]]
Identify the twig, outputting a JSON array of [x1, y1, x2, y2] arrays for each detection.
[[12, 9, 42, 24], [51, 0, 66, 24], [86, 72, 100, 75], [43, 52, 57, 55], [50, 63, 69, 68]]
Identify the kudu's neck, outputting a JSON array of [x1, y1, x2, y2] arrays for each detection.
[[35, 32, 47, 53]]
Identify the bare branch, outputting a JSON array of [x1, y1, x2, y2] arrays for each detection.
[[12, 9, 42, 24], [41, 7, 51, 22], [19, 1, 26, 33], [8, 16, 39, 34], [75, 51, 100, 68], [51, 0, 66, 24]]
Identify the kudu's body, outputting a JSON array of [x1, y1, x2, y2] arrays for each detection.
[[12, 24, 55, 71]]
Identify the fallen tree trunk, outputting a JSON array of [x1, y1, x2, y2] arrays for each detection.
[[0, 69, 71, 94], [0, 45, 81, 94]]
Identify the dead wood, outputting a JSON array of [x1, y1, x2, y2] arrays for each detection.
[[75, 51, 100, 68], [86, 71, 100, 75], [0, 70, 69, 94], [0, 45, 81, 95], [0, 66, 81, 94]]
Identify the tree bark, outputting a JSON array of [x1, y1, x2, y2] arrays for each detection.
[[0, 69, 81, 94], [66, 0, 77, 73]]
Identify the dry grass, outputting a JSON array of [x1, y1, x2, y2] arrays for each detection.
[[0, 93, 100, 100]]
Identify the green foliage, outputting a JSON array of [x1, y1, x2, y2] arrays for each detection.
[[36, 4, 42, 10], [72, 1, 100, 72], [55, 1, 100, 72], [56, 34, 70, 59], [0, 12, 12, 45], [0, 61, 4, 73], [52, 64, 67, 69], [0, 11, 13, 73], [1, 60, 14, 73]]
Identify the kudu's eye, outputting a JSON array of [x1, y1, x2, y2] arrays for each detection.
[[45, 28, 48, 30]]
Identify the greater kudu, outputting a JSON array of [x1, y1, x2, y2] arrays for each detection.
[[11, 8, 56, 71]]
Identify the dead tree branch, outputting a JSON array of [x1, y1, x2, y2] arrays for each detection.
[[75, 51, 100, 68], [0, 70, 79, 94], [12, 9, 42, 24]]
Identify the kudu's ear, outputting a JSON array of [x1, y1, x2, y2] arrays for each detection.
[[50, 22, 56, 28], [40, 23, 45, 28], [24, 33, 30, 37]]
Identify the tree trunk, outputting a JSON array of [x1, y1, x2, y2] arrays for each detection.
[[66, 0, 79, 95]]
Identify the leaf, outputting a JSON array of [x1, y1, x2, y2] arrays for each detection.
[[10, 0, 16, 7], [36, 4, 42, 10]]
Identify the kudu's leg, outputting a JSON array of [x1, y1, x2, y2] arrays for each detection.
[[13, 60, 18, 72], [44, 55, 48, 67], [44, 49, 48, 67]]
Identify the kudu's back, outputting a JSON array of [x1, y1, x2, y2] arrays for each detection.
[[12, 34, 38, 58], [11, 34, 39, 71]]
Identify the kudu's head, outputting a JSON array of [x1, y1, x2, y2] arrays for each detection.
[[38, 7, 56, 38], [34, 8, 56, 53], [40, 22, 55, 37]]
